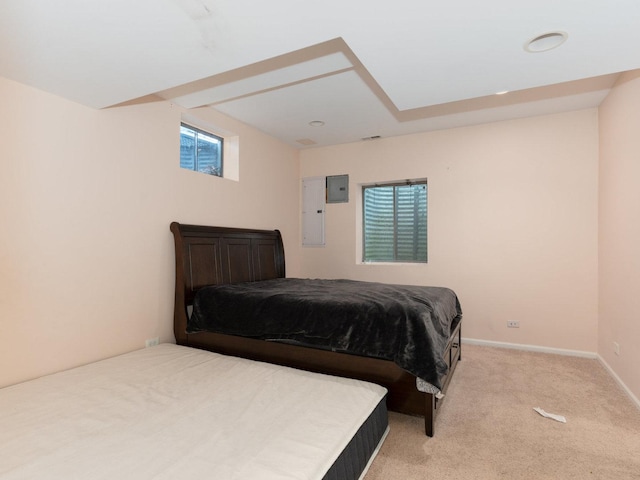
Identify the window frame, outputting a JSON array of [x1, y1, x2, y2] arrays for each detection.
[[180, 122, 224, 177], [361, 179, 428, 264]]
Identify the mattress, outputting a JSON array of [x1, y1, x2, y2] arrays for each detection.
[[0, 344, 388, 480]]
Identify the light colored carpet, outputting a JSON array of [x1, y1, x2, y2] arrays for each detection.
[[364, 344, 640, 479]]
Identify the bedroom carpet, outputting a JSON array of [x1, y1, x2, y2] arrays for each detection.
[[364, 344, 640, 480]]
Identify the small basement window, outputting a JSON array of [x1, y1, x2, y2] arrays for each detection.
[[362, 180, 427, 263], [180, 123, 223, 177]]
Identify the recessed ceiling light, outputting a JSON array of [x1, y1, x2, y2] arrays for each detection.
[[495, 90, 509, 95], [524, 31, 568, 53], [308, 120, 325, 127]]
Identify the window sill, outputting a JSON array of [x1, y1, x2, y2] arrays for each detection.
[[358, 261, 427, 267]]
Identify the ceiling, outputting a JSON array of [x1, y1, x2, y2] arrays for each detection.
[[2, 0, 639, 148]]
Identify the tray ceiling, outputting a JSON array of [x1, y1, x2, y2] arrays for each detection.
[[1, 0, 638, 147]]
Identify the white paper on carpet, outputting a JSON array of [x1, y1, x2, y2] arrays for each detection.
[[533, 407, 567, 423]]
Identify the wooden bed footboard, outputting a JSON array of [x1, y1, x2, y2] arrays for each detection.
[[170, 222, 461, 436]]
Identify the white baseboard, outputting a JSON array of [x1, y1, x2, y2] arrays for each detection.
[[597, 355, 640, 411], [462, 337, 640, 411], [461, 337, 597, 359]]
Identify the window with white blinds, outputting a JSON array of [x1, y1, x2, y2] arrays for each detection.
[[362, 180, 427, 263]]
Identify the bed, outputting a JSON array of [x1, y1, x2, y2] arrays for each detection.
[[0, 344, 388, 479], [170, 222, 463, 437]]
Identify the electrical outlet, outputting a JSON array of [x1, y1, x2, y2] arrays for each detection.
[[507, 321, 520, 328], [145, 337, 159, 348], [613, 342, 620, 356]]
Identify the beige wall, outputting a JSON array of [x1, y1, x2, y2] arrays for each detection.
[[299, 110, 600, 353], [598, 71, 640, 402], [4, 70, 635, 401], [0, 77, 300, 388]]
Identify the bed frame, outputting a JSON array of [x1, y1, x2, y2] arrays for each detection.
[[170, 221, 461, 436]]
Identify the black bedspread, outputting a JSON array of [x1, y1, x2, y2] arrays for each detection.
[[188, 278, 462, 390]]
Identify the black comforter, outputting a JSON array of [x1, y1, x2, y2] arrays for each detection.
[[188, 278, 462, 389]]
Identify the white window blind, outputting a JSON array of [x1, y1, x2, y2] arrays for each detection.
[[363, 181, 427, 262]]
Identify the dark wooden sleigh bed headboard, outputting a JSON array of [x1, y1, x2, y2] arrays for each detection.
[[170, 222, 285, 344]]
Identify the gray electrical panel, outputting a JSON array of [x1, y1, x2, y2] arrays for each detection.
[[326, 174, 349, 203]]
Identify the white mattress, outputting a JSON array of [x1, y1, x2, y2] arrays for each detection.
[[0, 344, 387, 479]]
